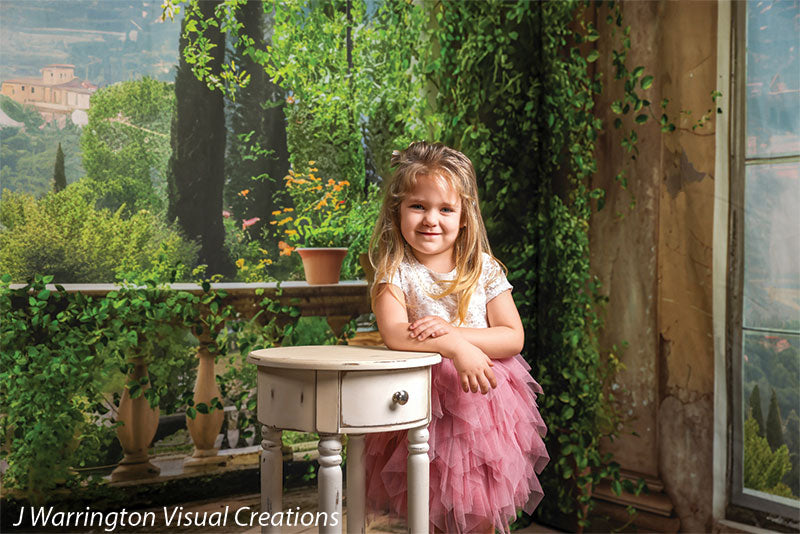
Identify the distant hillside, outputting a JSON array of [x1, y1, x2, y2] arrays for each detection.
[[0, 0, 181, 87]]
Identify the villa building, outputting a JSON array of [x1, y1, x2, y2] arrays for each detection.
[[0, 64, 97, 126]]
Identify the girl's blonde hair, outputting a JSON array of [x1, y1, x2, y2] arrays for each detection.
[[369, 141, 502, 325]]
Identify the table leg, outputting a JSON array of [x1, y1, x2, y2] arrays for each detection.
[[261, 425, 283, 534], [318, 433, 343, 534], [407, 425, 430, 534], [346, 434, 366, 534]]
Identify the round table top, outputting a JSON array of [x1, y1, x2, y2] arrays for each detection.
[[247, 345, 442, 371]]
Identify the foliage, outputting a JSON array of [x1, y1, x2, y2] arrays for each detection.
[[749, 384, 766, 436], [52, 142, 66, 193], [81, 77, 174, 214], [743, 417, 794, 498], [272, 164, 353, 249], [164, 0, 424, 198], [0, 274, 117, 504], [744, 334, 799, 451], [766, 388, 785, 452], [0, 182, 198, 283], [0, 270, 301, 501], [0, 96, 84, 198], [223, 0, 288, 244], [784, 410, 800, 496], [168, 1, 232, 276]]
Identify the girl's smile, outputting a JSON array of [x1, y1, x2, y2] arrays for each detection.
[[400, 174, 463, 272]]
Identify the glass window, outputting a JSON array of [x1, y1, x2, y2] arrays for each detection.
[[732, 0, 800, 522], [745, 0, 800, 159]]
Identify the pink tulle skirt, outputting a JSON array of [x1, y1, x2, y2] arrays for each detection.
[[365, 354, 549, 533]]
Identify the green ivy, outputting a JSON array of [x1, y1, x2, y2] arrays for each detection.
[[0, 273, 298, 503], [422, 1, 651, 527]]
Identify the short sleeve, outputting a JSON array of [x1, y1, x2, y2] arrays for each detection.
[[378, 265, 403, 289], [483, 254, 512, 302]]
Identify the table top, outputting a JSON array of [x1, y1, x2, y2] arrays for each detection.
[[247, 345, 442, 371]]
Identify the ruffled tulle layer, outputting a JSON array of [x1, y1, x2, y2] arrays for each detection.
[[365, 354, 549, 533]]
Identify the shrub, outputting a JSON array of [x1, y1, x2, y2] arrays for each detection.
[[0, 180, 198, 283]]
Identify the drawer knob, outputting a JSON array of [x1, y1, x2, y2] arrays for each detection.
[[392, 390, 409, 405]]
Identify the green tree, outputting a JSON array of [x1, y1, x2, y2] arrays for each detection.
[[0, 182, 198, 283], [784, 410, 800, 496], [167, 0, 232, 276], [744, 417, 794, 497], [52, 142, 66, 192], [81, 77, 174, 213], [1, 96, 83, 197], [749, 384, 766, 436], [224, 0, 288, 241], [767, 388, 785, 452]]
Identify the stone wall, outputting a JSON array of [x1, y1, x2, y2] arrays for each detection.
[[588, 1, 718, 531]]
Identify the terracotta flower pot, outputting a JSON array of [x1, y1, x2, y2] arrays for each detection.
[[296, 247, 348, 285]]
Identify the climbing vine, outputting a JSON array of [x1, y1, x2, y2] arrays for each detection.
[[0, 274, 296, 503]]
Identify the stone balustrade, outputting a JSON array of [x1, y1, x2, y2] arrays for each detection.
[[9, 281, 371, 482]]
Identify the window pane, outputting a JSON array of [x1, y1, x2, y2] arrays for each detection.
[[743, 162, 800, 331], [743, 330, 800, 500], [745, 0, 800, 158]]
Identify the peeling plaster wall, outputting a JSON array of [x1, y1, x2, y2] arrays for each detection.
[[589, 1, 718, 531]]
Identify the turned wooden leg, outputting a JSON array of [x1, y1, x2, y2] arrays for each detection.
[[407, 425, 430, 534], [185, 333, 225, 469], [111, 357, 160, 482], [318, 433, 343, 534], [346, 434, 366, 534], [261, 425, 283, 534]]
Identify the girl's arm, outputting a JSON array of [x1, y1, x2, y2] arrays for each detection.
[[374, 283, 497, 394], [408, 290, 524, 359]]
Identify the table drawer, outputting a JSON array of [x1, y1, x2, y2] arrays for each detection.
[[340, 367, 429, 428]]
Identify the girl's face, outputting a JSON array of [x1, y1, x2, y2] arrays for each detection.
[[399, 173, 463, 272]]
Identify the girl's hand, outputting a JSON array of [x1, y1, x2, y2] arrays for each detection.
[[409, 315, 454, 340], [452, 342, 497, 395]]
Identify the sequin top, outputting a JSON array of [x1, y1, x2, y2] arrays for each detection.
[[382, 251, 513, 327]]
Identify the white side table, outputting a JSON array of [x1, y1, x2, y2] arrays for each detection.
[[247, 345, 441, 534]]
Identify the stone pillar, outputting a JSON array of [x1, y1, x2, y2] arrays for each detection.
[[111, 356, 160, 482], [185, 331, 225, 469]]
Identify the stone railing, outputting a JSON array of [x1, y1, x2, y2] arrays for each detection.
[[11, 281, 370, 482]]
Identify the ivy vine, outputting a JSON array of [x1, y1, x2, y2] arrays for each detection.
[[0, 274, 297, 503]]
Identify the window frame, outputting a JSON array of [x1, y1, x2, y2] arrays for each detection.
[[726, 0, 800, 524]]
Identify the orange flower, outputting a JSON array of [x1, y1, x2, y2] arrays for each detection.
[[271, 210, 282, 216], [283, 207, 294, 212], [278, 241, 295, 256], [277, 216, 293, 226], [238, 189, 250, 197], [327, 179, 335, 185], [340, 180, 350, 186]]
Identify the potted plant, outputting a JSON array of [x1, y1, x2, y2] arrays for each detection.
[[272, 163, 356, 284]]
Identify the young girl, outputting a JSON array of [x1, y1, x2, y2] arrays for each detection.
[[365, 141, 549, 533]]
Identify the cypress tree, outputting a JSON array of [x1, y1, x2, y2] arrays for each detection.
[[749, 384, 765, 436], [168, 0, 232, 276], [766, 388, 784, 452], [784, 410, 800, 495], [53, 142, 66, 192]]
